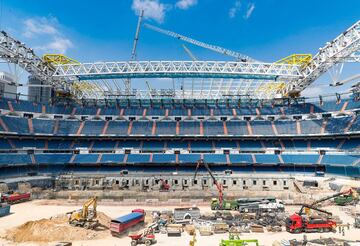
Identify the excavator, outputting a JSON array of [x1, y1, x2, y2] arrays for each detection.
[[68, 197, 99, 229], [193, 159, 224, 210], [286, 189, 356, 233]]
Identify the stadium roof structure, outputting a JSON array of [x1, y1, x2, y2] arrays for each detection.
[[0, 20, 359, 100]]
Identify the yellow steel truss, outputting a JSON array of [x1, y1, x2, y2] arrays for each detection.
[[275, 54, 312, 67], [43, 54, 80, 65]]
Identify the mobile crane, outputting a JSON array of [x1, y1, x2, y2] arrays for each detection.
[[194, 159, 224, 210], [286, 189, 355, 233], [68, 197, 99, 229]]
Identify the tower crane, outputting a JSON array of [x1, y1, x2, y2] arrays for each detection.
[[144, 23, 258, 62], [125, 10, 144, 93], [193, 159, 224, 209]]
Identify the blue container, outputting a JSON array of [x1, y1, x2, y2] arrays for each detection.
[[0, 203, 10, 217], [111, 212, 143, 224]]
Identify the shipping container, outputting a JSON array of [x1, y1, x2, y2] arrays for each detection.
[[110, 209, 145, 236], [0, 203, 10, 217]]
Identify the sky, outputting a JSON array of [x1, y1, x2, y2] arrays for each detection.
[[0, 0, 359, 98]]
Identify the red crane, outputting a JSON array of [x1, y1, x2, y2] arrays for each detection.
[[193, 159, 224, 208], [286, 189, 354, 233]]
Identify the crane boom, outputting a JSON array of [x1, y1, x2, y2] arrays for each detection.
[[194, 159, 224, 207], [182, 44, 197, 61], [144, 23, 258, 62]]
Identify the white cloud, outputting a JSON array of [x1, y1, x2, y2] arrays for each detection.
[[35, 37, 73, 54], [132, 0, 167, 23], [23, 16, 73, 54], [23, 17, 59, 38], [229, 0, 241, 18], [244, 3, 255, 19], [176, 0, 198, 10]]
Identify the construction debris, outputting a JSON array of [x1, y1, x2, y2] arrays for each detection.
[[4, 212, 110, 243]]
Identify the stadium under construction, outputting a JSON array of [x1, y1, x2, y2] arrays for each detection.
[[0, 11, 360, 246]]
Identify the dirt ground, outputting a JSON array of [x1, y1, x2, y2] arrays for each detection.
[[0, 200, 359, 246]]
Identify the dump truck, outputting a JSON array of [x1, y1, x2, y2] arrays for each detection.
[[110, 209, 145, 236], [0, 192, 31, 204], [0, 203, 10, 217]]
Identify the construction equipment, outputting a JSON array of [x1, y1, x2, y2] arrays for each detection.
[[334, 189, 359, 206], [68, 197, 99, 229], [194, 159, 224, 210], [0, 192, 31, 204], [286, 190, 355, 233], [129, 227, 157, 246], [144, 23, 258, 62], [189, 232, 196, 246], [219, 233, 259, 246]]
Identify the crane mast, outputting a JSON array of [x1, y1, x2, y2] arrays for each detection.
[[194, 159, 224, 207], [144, 23, 258, 62], [125, 10, 144, 93]]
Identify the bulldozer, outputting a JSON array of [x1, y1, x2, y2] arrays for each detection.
[[68, 197, 99, 229]]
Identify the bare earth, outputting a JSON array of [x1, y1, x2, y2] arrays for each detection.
[[0, 200, 359, 246]]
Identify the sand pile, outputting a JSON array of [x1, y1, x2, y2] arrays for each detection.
[[4, 212, 111, 243]]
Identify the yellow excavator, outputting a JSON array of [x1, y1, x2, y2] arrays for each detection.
[[68, 197, 99, 229]]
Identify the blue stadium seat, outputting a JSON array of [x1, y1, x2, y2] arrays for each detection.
[[229, 154, 253, 163], [152, 154, 176, 163], [203, 154, 227, 163], [203, 121, 224, 135], [190, 141, 213, 151], [156, 121, 176, 135], [179, 121, 200, 135], [101, 154, 125, 163], [33, 119, 54, 134], [251, 121, 273, 135], [227, 121, 248, 135], [322, 154, 360, 165], [254, 154, 279, 164], [35, 154, 72, 164], [127, 154, 150, 163], [131, 121, 153, 135], [178, 154, 201, 163], [106, 121, 129, 135], [282, 154, 319, 164], [0, 154, 31, 164], [73, 154, 99, 163], [82, 121, 105, 135]]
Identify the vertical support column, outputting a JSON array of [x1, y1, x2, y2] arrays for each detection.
[[123, 154, 128, 163], [246, 121, 253, 136], [317, 154, 323, 164], [152, 121, 157, 135], [28, 118, 34, 134], [223, 121, 228, 135], [271, 121, 278, 135], [277, 154, 284, 164], [341, 101, 348, 112], [69, 154, 76, 164], [120, 108, 124, 117], [296, 120, 301, 135], [176, 121, 180, 135], [71, 107, 77, 116], [188, 108, 192, 117], [149, 153, 153, 163], [320, 120, 327, 134], [251, 154, 256, 164], [53, 120, 59, 134], [0, 117, 9, 132], [41, 105, 46, 114], [76, 121, 85, 135], [232, 109, 237, 117], [96, 153, 103, 164], [344, 115, 356, 132], [102, 121, 109, 135], [226, 154, 231, 165], [307, 141, 311, 151], [310, 105, 314, 114], [165, 109, 169, 117], [45, 140, 48, 150], [200, 121, 204, 135], [210, 108, 214, 117], [143, 108, 147, 117], [30, 154, 36, 164], [96, 108, 101, 116], [127, 121, 133, 135]]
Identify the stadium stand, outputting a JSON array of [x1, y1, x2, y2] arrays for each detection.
[[0, 95, 359, 178]]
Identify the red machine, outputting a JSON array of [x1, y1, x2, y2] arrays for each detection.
[[129, 228, 157, 246], [194, 159, 224, 208], [286, 190, 353, 233], [110, 209, 145, 236], [0, 192, 31, 204]]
